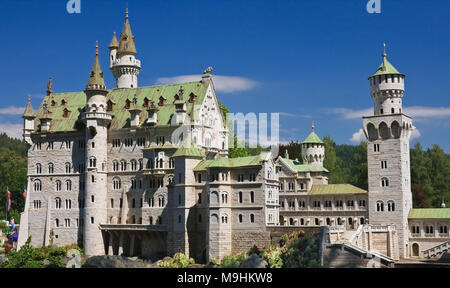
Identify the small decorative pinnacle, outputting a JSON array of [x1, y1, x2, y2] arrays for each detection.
[[203, 66, 213, 74], [43, 102, 49, 114], [46, 77, 53, 95], [126, 6, 129, 21], [96, 41, 99, 56], [312, 122, 315, 131], [133, 94, 138, 105], [179, 86, 184, 98]]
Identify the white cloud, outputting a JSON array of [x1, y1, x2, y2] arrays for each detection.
[[325, 108, 373, 119], [411, 127, 421, 140], [279, 112, 312, 119], [156, 75, 259, 93], [350, 128, 366, 143], [0, 106, 26, 115], [0, 123, 23, 139]]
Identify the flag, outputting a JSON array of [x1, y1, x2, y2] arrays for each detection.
[[7, 188, 11, 212], [23, 188, 27, 199]]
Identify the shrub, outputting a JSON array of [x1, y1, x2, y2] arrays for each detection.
[[1, 236, 83, 268], [220, 255, 240, 268], [158, 253, 195, 268]]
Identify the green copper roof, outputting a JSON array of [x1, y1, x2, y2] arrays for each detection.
[[173, 142, 205, 158], [193, 154, 264, 171], [309, 184, 367, 195], [281, 157, 329, 173], [371, 53, 402, 77], [408, 208, 450, 219], [33, 80, 210, 132], [303, 130, 323, 144]]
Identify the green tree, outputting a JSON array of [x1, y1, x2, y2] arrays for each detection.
[[322, 136, 347, 184], [349, 142, 368, 190]]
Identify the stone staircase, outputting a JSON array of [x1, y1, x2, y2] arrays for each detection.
[[422, 240, 450, 258]]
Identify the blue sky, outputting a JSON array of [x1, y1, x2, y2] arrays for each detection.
[[0, 0, 449, 152]]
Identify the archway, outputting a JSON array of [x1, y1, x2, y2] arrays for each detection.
[[412, 243, 419, 257]]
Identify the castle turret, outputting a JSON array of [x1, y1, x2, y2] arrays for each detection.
[[108, 32, 119, 69], [81, 43, 112, 256], [22, 96, 35, 144], [363, 46, 413, 260], [128, 94, 142, 128], [301, 124, 325, 167], [110, 8, 141, 89], [369, 44, 405, 116]]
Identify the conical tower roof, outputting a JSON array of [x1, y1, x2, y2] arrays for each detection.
[[85, 43, 107, 92], [118, 8, 137, 55], [303, 124, 323, 144], [22, 96, 35, 118], [109, 32, 119, 49], [371, 44, 403, 78]]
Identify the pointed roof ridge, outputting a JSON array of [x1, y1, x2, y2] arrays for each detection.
[[109, 32, 119, 49], [85, 42, 107, 92], [118, 7, 137, 55], [303, 124, 323, 144], [370, 44, 403, 78], [23, 96, 36, 118]]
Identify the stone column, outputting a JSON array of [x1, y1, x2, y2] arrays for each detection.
[[129, 233, 135, 256], [108, 232, 114, 255], [118, 232, 124, 256]]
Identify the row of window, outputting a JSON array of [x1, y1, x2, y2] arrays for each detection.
[[284, 217, 365, 226], [376, 200, 395, 212], [34, 140, 84, 151], [411, 225, 449, 235], [210, 213, 256, 224], [282, 199, 366, 209]]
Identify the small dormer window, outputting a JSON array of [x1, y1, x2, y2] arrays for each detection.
[[174, 94, 180, 101], [61, 99, 66, 106], [159, 96, 166, 106], [51, 100, 56, 106], [143, 97, 150, 108], [189, 93, 197, 103], [107, 100, 114, 112], [125, 99, 131, 109], [63, 108, 71, 118]]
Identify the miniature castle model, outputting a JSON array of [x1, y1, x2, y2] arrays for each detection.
[[18, 10, 450, 262]]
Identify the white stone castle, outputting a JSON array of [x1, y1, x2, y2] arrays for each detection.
[[17, 9, 450, 263]]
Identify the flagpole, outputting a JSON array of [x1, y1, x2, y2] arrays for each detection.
[[6, 186, 8, 221]]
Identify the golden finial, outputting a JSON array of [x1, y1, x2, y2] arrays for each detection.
[[312, 121, 315, 131], [126, 5, 129, 20], [95, 41, 99, 56]]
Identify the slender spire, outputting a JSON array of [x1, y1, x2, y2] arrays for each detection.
[[312, 121, 315, 132], [382, 43, 387, 72], [46, 77, 53, 96], [85, 42, 107, 92], [108, 32, 119, 49], [118, 7, 137, 55], [22, 96, 36, 118]]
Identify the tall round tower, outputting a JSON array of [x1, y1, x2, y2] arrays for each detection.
[[369, 45, 405, 116], [81, 43, 112, 255], [301, 124, 325, 167], [363, 46, 413, 260], [110, 8, 141, 89]]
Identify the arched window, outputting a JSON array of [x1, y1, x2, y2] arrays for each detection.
[[326, 218, 331, 225], [387, 201, 395, 212], [250, 214, 255, 223], [379, 122, 390, 139], [34, 180, 42, 192], [89, 157, 96, 168], [131, 160, 137, 171], [250, 191, 255, 203], [289, 218, 294, 225], [65, 199, 71, 209], [158, 196, 165, 207], [381, 178, 389, 187], [238, 191, 243, 203], [221, 214, 228, 224], [48, 163, 54, 174], [66, 180, 72, 191], [55, 180, 61, 191], [210, 191, 219, 204], [360, 218, 365, 225], [376, 201, 384, 212], [113, 177, 122, 190], [221, 192, 228, 204], [65, 162, 72, 174], [55, 218, 60, 227], [238, 214, 243, 223], [112, 161, 119, 172], [300, 218, 305, 225], [120, 160, 127, 171], [337, 218, 343, 225], [55, 197, 62, 209], [36, 163, 42, 174], [211, 214, 219, 224]]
